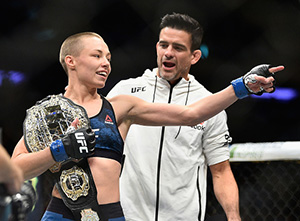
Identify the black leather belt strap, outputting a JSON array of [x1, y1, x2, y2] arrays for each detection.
[[50, 159, 102, 220]]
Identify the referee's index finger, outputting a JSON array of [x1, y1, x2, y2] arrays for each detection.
[[269, 65, 284, 74]]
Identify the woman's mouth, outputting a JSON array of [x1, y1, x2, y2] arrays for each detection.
[[96, 71, 108, 77]]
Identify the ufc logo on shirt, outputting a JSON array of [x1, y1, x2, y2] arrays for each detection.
[[75, 132, 88, 153], [131, 86, 146, 93]]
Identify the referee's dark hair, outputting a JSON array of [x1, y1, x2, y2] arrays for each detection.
[[159, 12, 204, 51]]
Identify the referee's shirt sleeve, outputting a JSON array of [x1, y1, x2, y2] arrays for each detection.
[[202, 110, 231, 166], [107, 82, 122, 98]]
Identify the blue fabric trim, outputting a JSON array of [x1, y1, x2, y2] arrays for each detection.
[[231, 77, 249, 99], [109, 217, 126, 221], [41, 211, 74, 221]]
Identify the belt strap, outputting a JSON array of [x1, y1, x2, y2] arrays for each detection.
[[50, 159, 102, 220]]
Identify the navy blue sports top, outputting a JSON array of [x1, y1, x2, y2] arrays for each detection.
[[88, 95, 124, 164]]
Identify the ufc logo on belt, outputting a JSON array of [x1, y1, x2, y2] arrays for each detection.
[[75, 132, 88, 153]]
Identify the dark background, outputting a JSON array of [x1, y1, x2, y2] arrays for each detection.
[[1, 0, 299, 154]]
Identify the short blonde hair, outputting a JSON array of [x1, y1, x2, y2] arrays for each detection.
[[59, 32, 102, 74]]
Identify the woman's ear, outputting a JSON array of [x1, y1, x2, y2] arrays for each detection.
[[65, 55, 75, 70]]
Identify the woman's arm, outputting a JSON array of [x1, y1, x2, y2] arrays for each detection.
[[111, 65, 284, 129], [11, 137, 56, 180]]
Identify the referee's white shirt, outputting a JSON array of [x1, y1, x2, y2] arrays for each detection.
[[107, 68, 230, 221]]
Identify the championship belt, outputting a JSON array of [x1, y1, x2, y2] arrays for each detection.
[[23, 94, 101, 220], [24, 94, 89, 172]]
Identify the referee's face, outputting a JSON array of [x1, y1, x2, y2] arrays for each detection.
[[156, 27, 201, 85]]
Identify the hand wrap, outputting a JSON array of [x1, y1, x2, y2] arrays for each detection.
[[231, 64, 275, 99], [50, 127, 96, 162]]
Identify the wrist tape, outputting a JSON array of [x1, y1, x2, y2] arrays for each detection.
[[50, 139, 68, 162], [231, 77, 249, 99]]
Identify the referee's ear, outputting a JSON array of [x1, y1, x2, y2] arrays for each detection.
[[191, 49, 201, 65]]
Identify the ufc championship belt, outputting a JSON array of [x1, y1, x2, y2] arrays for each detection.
[[23, 94, 101, 221]]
